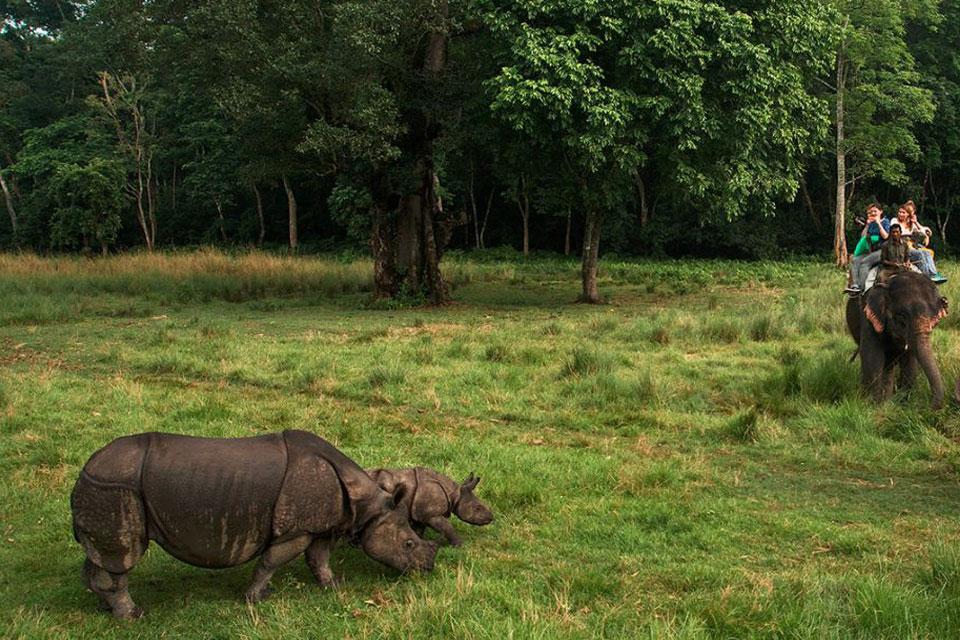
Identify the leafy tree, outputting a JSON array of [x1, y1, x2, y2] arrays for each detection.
[[828, 0, 938, 265], [49, 158, 126, 253], [482, 0, 833, 302], [913, 1, 960, 246]]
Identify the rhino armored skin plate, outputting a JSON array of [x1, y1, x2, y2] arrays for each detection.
[[71, 430, 437, 620]]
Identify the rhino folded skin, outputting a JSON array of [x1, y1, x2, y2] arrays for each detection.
[[71, 429, 438, 619]]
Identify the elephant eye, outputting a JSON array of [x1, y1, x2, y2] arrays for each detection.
[[405, 539, 415, 549]]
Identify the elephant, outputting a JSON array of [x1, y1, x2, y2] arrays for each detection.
[[845, 271, 950, 408]]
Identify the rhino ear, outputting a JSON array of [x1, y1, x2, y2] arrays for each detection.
[[462, 473, 480, 491], [371, 470, 396, 494], [392, 483, 408, 506]]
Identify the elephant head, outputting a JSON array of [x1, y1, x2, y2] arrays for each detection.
[[855, 272, 949, 408]]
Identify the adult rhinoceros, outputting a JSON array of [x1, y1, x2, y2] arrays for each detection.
[[71, 430, 437, 619]]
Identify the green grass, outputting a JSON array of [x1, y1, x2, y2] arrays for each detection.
[[3, 249, 960, 638]]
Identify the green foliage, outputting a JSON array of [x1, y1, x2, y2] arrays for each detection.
[[49, 158, 126, 250]]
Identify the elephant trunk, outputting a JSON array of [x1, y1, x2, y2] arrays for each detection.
[[914, 329, 945, 409]]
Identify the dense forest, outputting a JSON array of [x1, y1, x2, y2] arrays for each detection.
[[2, 0, 959, 302]]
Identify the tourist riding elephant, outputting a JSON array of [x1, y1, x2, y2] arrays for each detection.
[[845, 271, 950, 408]]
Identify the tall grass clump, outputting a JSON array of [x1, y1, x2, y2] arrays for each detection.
[[749, 313, 783, 342], [717, 409, 760, 443], [701, 317, 743, 344], [920, 543, 960, 597], [561, 347, 617, 378], [368, 362, 408, 388]]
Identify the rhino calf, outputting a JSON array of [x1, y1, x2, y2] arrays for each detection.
[[367, 468, 493, 547], [71, 430, 437, 620]]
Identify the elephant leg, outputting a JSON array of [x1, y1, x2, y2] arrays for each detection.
[[860, 326, 887, 401], [246, 535, 312, 603]]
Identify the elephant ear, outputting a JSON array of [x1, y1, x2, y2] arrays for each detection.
[[865, 293, 887, 334]]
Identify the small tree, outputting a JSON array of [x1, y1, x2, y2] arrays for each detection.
[[49, 159, 126, 254]]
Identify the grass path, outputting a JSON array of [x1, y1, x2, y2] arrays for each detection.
[[2, 251, 960, 638]]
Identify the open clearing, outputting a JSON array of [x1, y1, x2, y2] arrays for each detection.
[[2, 251, 960, 639]]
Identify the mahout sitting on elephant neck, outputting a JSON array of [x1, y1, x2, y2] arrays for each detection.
[[846, 271, 952, 409]]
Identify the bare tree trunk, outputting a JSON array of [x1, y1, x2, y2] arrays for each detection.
[[800, 176, 821, 232], [99, 72, 155, 251], [253, 183, 266, 246], [637, 174, 649, 227], [564, 208, 572, 256], [422, 169, 449, 305], [834, 53, 849, 268], [517, 173, 530, 256], [469, 160, 480, 249], [282, 174, 298, 251], [928, 170, 950, 247], [0, 170, 17, 241], [370, 0, 454, 304], [580, 209, 602, 304], [216, 198, 228, 243], [171, 163, 178, 212], [147, 159, 157, 246], [480, 190, 493, 249]]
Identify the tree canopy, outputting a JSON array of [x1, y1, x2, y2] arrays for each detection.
[[0, 0, 953, 301]]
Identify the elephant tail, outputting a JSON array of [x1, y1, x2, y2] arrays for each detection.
[[849, 347, 860, 363]]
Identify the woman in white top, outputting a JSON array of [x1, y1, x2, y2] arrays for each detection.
[[897, 201, 945, 283]]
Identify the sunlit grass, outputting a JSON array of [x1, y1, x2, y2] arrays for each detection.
[[2, 251, 960, 638]]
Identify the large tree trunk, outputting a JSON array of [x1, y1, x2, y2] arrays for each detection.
[[0, 170, 17, 242], [282, 174, 298, 251], [372, 169, 452, 304], [371, 0, 454, 304], [580, 210, 602, 304], [834, 54, 848, 267], [564, 208, 572, 256], [253, 183, 266, 246]]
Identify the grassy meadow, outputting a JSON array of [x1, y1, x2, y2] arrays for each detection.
[[3, 249, 960, 639]]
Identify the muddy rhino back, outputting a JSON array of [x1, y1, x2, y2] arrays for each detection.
[[140, 433, 288, 568]]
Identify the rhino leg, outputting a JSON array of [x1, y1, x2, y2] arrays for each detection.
[[245, 535, 312, 603], [305, 537, 339, 588], [72, 472, 148, 619], [83, 559, 143, 620], [426, 516, 462, 547]]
